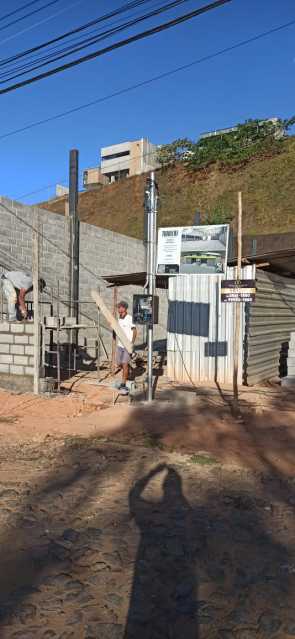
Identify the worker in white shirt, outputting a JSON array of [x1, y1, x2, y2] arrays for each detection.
[[1, 271, 46, 321], [117, 301, 137, 393]]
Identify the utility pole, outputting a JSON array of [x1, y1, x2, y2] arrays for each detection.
[[69, 149, 80, 322], [233, 191, 242, 415], [32, 209, 40, 395], [146, 171, 158, 402], [69, 149, 79, 374]]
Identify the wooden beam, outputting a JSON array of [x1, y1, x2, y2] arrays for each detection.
[[91, 290, 133, 354]]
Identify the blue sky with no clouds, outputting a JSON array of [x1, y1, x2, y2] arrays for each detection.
[[0, 0, 294, 202]]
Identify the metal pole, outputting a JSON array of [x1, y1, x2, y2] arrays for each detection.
[[69, 149, 80, 372], [33, 209, 40, 395], [233, 191, 242, 414], [147, 171, 158, 402]]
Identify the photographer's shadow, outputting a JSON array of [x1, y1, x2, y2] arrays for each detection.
[[124, 464, 198, 639]]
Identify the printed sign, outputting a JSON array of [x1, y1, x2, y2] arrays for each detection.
[[221, 279, 256, 303], [157, 224, 229, 275]]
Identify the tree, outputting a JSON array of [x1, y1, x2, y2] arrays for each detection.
[[157, 138, 194, 167], [156, 117, 291, 172]]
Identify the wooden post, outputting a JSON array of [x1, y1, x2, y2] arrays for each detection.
[[33, 209, 40, 395], [233, 192, 242, 414], [111, 286, 118, 374]]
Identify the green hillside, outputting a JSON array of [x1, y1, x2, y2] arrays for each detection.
[[40, 137, 295, 239]]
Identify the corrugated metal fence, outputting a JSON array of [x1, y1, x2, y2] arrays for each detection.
[[167, 267, 254, 385], [244, 270, 295, 385]]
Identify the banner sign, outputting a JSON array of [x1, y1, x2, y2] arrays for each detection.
[[157, 224, 229, 276], [221, 279, 256, 303]]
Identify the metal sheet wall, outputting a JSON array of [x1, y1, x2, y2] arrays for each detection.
[[244, 270, 295, 385], [167, 267, 254, 385]]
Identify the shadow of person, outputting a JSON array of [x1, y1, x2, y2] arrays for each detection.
[[124, 464, 198, 639]]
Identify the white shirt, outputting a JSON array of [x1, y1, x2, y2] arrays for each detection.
[[5, 271, 33, 290], [118, 314, 135, 348]]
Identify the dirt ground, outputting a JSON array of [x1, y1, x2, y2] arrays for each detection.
[[0, 376, 294, 638]]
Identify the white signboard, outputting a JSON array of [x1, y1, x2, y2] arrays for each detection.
[[157, 224, 229, 275]]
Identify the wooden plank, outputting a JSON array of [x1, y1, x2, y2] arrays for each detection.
[[91, 290, 133, 354]]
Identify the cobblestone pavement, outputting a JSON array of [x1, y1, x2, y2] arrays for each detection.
[[0, 436, 294, 639]]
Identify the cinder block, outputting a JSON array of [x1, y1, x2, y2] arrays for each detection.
[[0, 333, 14, 344], [9, 365, 24, 375], [10, 324, 25, 334], [13, 355, 29, 366], [0, 354, 13, 364], [29, 336, 34, 345], [0, 364, 9, 373], [29, 356, 34, 366], [11, 344, 25, 355], [25, 345, 34, 356], [0, 344, 10, 354], [0, 322, 10, 332], [25, 366, 34, 376], [14, 335, 29, 345], [25, 324, 34, 334]]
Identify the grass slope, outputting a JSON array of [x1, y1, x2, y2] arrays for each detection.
[[39, 137, 295, 239]]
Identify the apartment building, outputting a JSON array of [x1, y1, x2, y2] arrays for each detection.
[[83, 137, 159, 189]]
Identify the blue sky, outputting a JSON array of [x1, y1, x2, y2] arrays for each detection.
[[0, 0, 294, 203]]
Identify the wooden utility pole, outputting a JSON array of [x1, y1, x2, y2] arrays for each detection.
[[68, 149, 79, 374], [33, 209, 40, 395], [69, 149, 79, 322], [233, 191, 242, 414]]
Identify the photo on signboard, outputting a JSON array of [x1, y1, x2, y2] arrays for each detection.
[[157, 224, 229, 275], [180, 225, 229, 274]]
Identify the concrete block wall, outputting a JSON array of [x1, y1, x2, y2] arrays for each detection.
[[0, 196, 168, 360], [0, 321, 35, 377]]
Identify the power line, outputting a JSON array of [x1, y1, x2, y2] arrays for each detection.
[[0, 0, 156, 68], [0, 0, 63, 33], [15, 178, 68, 200], [0, 0, 165, 76], [0, 0, 45, 23], [0, 0, 231, 95], [0, 0, 86, 46], [0, 0, 193, 84], [1, 16, 294, 141]]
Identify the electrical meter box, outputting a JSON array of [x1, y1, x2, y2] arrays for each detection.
[[133, 294, 159, 325]]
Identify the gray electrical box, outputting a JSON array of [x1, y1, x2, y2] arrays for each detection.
[[133, 294, 159, 325]]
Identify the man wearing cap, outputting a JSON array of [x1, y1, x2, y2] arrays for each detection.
[[117, 300, 137, 393]]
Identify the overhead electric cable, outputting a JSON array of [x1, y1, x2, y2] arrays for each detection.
[[0, 0, 63, 33], [0, 0, 165, 76], [1, 16, 294, 140], [0, 0, 86, 46], [0, 0, 194, 83], [0, 0, 156, 67], [0, 0, 231, 95], [0, 0, 45, 23], [1, 16, 294, 139]]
